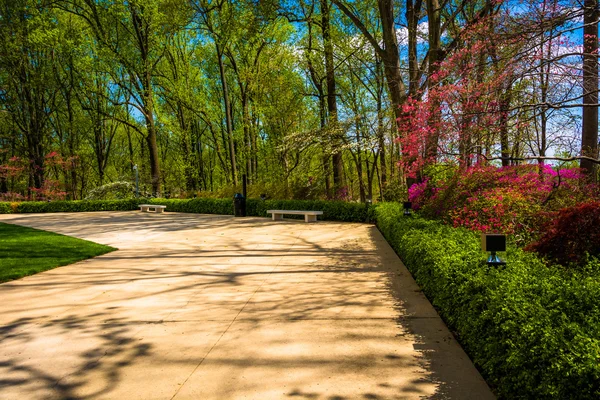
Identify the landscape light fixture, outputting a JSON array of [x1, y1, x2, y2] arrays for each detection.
[[403, 201, 412, 216], [481, 233, 507, 266]]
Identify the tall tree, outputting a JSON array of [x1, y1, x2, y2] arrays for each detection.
[[332, 0, 405, 131], [424, 0, 441, 160], [321, 0, 344, 192], [581, 0, 599, 181], [0, 0, 57, 191], [59, 0, 186, 196], [192, 0, 239, 186]]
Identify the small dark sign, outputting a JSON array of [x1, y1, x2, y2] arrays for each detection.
[[481, 234, 506, 252]]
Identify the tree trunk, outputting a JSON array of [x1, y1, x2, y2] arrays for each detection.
[[306, 16, 331, 198], [143, 68, 161, 196], [378, 0, 405, 128], [581, 0, 599, 181], [242, 93, 252, 182], [375, 56, 387, 190], [407, 0, 423, 97], [425, 0, 442, 160], [321, 0, 344, 191], [499, 84, 512, 167], [216, 43, 238, 186]]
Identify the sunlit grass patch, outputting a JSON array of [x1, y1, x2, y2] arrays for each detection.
[[0, 223, 115, 283]]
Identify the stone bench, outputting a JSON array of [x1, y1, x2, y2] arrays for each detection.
[[139, 204, 166, 213], [267, 210, 323, 223]]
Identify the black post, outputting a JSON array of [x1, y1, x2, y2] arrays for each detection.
[[242, 174, 247, 199]]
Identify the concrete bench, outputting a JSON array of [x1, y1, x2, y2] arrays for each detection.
[[267, 210, 323, 223], [139, 204, 166, 213]]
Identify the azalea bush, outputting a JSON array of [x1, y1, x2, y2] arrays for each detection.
[[29, 179, 67, 201], [0, 151, 75, 201], [408, 164, 598, 244], [0, 192, 25, 202], [526, 201, 600, 266]]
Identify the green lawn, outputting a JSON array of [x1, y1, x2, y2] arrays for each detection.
[[0, 223, 116, 283]]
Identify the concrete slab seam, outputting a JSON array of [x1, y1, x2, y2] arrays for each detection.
[[169, 232, 305, 400]]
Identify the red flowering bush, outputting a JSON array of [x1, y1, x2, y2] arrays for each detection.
[[0, 151, 75, 201], [525, 201, 600, 266], [30, 179, 67, 201], [0, 157, 26, 178], [409, 164, 598, 244], [0, 192, 25, 202]]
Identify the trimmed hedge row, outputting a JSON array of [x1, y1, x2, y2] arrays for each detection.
[[0, 202, 10, 214], [146, 198, 233, 216], [1, 199, 141, 214], [146, 198, 373, 222], [0, 198, 375, 223], [375, 202, 600, 399], [249, 199, 373, 222]]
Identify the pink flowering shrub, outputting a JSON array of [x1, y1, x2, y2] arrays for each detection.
[[410, 164, 598, 244], [0, 151, 75, 201], [0, 157, 26, 178], [0, 192, 25, 202], [30, 179, 67, 201]]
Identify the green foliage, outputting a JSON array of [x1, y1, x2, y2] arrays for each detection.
[[374, 203, 600, 399], [0, 0, 394, 204], [85, 181, 141, 200], [147, 197, 372, 222], [0, 198, 375, 223], [0, 202, 10, 214], [3, 199, 141, 213], [0, 222, 115, 283], [380, 176, 408, 202], [250, 199, 372, 222], [409, 165, 598, 245], [146, 198, 233, 215]]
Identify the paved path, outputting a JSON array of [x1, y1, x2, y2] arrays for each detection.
[[0, 212, 494, 399]]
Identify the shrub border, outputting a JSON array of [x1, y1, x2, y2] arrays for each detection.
[[0, 198, 376, 223]]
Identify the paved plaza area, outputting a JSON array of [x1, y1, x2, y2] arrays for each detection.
[[0, 212, 494, 399]]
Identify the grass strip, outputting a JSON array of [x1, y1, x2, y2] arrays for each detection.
[[0, 223, 115, 283]]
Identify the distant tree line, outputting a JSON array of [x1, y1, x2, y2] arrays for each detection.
[[0, 0, 597, 201]]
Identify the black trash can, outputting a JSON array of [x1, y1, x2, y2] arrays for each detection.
[[233, 193, 246, 217]]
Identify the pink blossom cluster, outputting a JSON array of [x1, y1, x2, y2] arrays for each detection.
[[410, 164, 599, 242], [29, 179, 67, 201], [0, 192, 25, 202], [0, 151, 76, 201]]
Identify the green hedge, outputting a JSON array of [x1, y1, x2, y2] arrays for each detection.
[[0, 198, 376, 223], [146, 198, 373, 222], [0, 202, 10, 214], [249, 199, 373, 222], [146, 198, 234, 215], [375, 202, 600, 399], [1, 199, 140, 214]]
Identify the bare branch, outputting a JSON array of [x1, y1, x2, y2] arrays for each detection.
[[480, 155, 600, 165]]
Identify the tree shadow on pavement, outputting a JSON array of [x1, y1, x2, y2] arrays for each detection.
[[0, 313, 152, 399]]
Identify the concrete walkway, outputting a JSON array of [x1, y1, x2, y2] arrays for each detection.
[[0, 212, 494, 400]]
